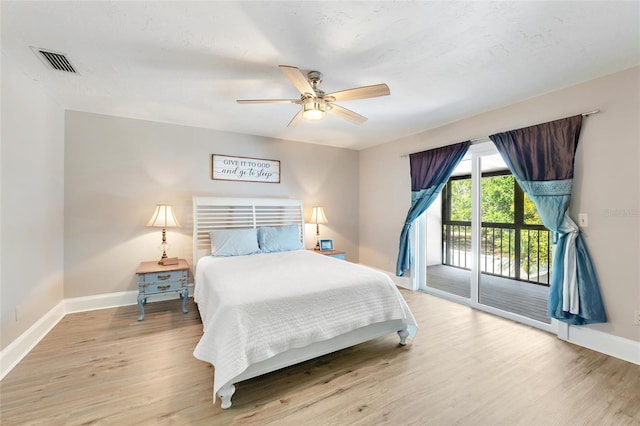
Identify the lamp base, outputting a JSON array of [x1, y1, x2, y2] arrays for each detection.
[[158, 230, 168, 264], [314, 224, 321, 251]]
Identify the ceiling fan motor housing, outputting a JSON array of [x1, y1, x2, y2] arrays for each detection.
[[307, 70, 323, 85]]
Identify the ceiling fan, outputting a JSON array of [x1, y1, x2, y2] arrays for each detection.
[[236, 65, 390, 126]]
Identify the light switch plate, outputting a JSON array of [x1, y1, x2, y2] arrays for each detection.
[[578, 213, 588, 227]]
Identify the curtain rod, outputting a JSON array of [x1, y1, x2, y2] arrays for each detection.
[[400, 109, 600, 158]]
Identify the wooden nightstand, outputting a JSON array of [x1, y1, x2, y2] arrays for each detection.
[[135, 259, 189, 321], [310, 249, 346, 260]]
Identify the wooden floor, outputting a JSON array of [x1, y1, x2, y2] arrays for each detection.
[[1, 291, 639, 426], [427, 265, 550, 323]]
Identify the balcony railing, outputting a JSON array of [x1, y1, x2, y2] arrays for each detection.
[[443, 223, 552, 285]]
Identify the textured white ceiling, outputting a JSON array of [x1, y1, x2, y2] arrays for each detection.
[[2, 1, 638, 150]]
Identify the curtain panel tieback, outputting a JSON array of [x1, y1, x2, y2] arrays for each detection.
[[396, 141, 471, 277], [490, 114, 606, 325]]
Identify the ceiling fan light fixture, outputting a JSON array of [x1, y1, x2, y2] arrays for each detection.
[[302, 99, 326, 121]]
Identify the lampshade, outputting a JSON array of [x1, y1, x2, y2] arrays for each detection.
[[302, 99, 327, 121], [146, 204, 180, 228], [309, 206, 328, 224]]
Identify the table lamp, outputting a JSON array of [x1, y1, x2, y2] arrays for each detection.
[[147, 204, 180, 263]]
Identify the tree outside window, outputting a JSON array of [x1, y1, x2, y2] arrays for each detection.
[[442, 171, 551, 285]]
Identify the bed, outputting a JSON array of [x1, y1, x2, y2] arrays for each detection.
[[192, 196, 418, 408]]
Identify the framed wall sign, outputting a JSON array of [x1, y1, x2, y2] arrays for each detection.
[[211, 154, 280, 184]]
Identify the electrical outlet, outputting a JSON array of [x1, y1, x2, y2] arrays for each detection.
[[15, 304, 21, 322], [635, 310, 640, 326]]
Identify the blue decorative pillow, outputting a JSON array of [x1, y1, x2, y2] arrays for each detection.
[[209, 228, 261, 257], [257, 225, 303, 253]]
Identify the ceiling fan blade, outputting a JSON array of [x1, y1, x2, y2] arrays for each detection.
[[327, 104, 368, 125], [279, 65, 315, 96], [287, 109, 304, 127], [236, 99, 300, 104], [326, 84, 390, 102]]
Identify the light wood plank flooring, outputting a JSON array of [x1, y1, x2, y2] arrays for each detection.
[[1, 290, 638, 425]]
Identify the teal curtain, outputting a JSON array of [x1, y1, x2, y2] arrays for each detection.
[[396, 141, 470, 277], [490, 115, 606, 325]]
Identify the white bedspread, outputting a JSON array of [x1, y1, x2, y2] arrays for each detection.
[[193, 250, 418, 396]]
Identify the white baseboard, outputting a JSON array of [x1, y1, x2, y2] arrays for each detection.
[[0, 284, 195, 380], [390, 275, 412, 290], [561, 323, 640, 365], [0, 301, 66, 381], [365, 264, 640, 366], [364, 264, 412, 289], [65, 284, 195, 314], [64, 290, 137, 313]]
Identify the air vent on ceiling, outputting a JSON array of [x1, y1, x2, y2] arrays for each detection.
[[31, 47, 77, 74]]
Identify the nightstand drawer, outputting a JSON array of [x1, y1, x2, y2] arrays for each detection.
[[142, 270, 186, 284], [142, 279, 185, 294]]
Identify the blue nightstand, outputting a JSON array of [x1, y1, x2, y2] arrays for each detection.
[[311, 249, 346, 260], [135, 259, 189, 321]]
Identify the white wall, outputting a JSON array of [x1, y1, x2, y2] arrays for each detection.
[[1, 54, 65, 350], [359, 67, 640, 342], [64, 111, 359, 298]]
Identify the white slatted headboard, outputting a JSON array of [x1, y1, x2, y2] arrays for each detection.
[[193, 197, 305, 264]]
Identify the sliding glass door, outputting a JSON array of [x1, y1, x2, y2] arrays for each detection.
[[417, 142, 554, 331]]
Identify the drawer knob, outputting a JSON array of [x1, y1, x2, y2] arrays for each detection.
[[157, 274, 171, 280], [157, 284, 171, 291]]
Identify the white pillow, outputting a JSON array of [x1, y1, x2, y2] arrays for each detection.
[[209, 228, 260, 257], [258, 225, 303, 253]]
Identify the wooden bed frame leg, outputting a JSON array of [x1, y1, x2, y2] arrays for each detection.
[[397, 329, 409, 346], [218, 384, 235, 409]]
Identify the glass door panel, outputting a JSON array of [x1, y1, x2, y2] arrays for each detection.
[[425, 157, 471, 299], [477, 153, 551, 324]]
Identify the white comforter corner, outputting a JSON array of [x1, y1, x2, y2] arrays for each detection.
[[193, 250, 417, 395]]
